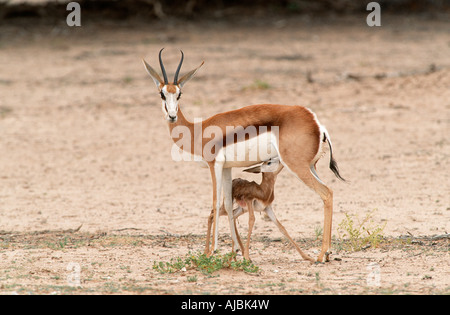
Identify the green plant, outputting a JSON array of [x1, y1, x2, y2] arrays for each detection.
[[0, 105, 12, 118], [122, 76, 134, 84], [337, 210, 386, 251], [252, 79, 271, 90], [187, 275, 198, 282], [242, 79, 271, 91], [46, 236, 70, 250], [230, 256, 260, 274], [314, 225, 323, 240], [153, 251, 259, 275]]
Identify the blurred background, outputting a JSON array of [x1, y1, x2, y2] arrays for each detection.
[[0, 0, 449, 23], [0, 0, 449, 241]]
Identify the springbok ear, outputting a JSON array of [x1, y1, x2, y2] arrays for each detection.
[[142, 59, 164, 88], [243, 165, 262, 174], [177, 61, 204, 88]]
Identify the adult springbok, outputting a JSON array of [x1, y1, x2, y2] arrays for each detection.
[[143, 49, 344, 263]]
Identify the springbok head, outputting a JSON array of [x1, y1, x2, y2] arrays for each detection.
[[243, 158, 283, 174], [143, 48, 204, 123]]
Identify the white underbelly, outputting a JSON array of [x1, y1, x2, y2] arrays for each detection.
[[220, 132, 279, 168], [171, 131, 279, 168]]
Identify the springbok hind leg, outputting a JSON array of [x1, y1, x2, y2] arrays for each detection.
[[284, 162, 333, 263], [307, 167, 333, 263]]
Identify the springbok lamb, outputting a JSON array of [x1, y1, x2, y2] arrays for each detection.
[[206, 158, 315, 262]]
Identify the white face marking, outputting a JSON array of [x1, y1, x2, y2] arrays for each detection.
[[161, 85, 181, 122], [260, 158, 281, 173]]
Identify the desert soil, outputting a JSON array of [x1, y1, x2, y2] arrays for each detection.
[[0, 14, 449, 294]]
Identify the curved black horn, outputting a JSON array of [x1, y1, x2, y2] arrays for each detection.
[[173, 50, 184, 85], [159, 48, 168, 85]]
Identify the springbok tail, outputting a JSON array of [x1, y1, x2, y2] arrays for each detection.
[[323, 131, 346, 182]]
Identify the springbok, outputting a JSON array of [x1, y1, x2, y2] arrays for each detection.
[[143, 49, 344, 262], [206, 158, 315, 262]]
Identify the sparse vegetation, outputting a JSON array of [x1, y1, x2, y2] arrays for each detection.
[[243, 79, 271, 91], [336, 210, 386, 251], [314, 225, 323, 240], [0, 105, 12, 118], [153, 251, 260, 275], [0, 230, 448, 294]]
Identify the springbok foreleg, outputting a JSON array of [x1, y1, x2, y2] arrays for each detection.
[[207, 161, 223, 255], [206, 205, 245, 256], [222, 168, 240, 254], [205, 208, 214, 255]]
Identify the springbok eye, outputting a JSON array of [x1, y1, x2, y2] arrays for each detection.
[[160, 91, 166, 101], [177, 92, 182, 101]]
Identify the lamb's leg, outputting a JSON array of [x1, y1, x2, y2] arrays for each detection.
[[265, 205, 315, 262], [232, 206, 245, 255], [243, 200, 256, 261]]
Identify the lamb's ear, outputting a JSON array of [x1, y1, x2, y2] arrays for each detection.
[[177, 61, 204, 88], [243, 165, 262, 174], [142, 59, 164, 88]]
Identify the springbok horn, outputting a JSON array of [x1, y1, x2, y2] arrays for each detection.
[[159, 48, 168, 85], [173, 50, 184, 85]]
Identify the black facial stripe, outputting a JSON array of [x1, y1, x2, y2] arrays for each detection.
[[160, 91, 166, 100]]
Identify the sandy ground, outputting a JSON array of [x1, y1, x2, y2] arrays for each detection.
[[0, 14, 449, 294]]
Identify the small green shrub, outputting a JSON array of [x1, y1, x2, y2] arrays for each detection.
[[337, 210, 386, 251], [242, 79, 271, 91]]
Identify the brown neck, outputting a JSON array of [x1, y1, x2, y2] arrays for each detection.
[[167, 106, 199, 156], [168, 106, 192, 134], [260, 173, 277, 200]]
